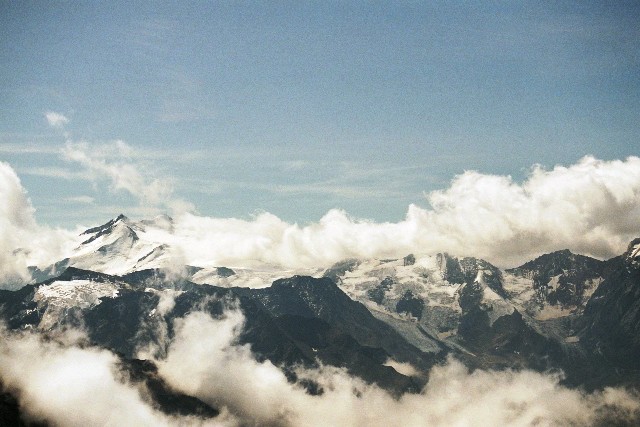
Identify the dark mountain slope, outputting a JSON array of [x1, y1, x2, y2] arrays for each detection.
[[581, 239, 640, 370]]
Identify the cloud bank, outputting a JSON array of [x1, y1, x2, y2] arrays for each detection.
[[138, 308, 640, 426], [3, 305, 637, 427], [0, 328, 238, 426], [164, 156, 640, 268], [1, 155, 640, 284], [0, 162, 75, 287]]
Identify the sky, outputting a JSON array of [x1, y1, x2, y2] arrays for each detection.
[[1, 1, 639, 229]]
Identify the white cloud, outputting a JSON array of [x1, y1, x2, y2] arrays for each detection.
[[0, 162, 36, 230], [61, 140, 194, 216], [0, 327, 227, 427], [417, 155, 640, 264], [164, 156, 640, 269], [156, 308, 640, 426], [45, 111, 69, 128], [0, 161, 37, 284], [0, 162, 78, 288]]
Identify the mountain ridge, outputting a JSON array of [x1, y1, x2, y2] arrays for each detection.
[[1, 214, 639, 424]]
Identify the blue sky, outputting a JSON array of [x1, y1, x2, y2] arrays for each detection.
[[1, 1, 639, 228]]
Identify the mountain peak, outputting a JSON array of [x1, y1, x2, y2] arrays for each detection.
[[509, 249, 586, 272], [81, 214, 129, 236], [79, 214, 138, 247]]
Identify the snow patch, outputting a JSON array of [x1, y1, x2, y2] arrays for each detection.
[[35, 280, 119, 308], [383, 358, 420, 377]]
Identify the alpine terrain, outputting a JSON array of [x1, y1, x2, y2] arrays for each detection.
[[1, 214, 639, 426]]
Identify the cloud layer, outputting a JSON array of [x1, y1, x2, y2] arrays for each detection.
[[163, 156, 640, 269], [1, 155, 640, 285], [153, 307, 640, 426], [3, 306, 638, 427]]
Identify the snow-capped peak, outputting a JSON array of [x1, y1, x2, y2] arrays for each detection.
[[64, 214, 180, 276], [80, 213, 129, 236]]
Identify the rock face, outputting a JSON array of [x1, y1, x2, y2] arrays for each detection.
[[506, 249, 606, 309], [327, 242, 640, 388], [396, 290, 424, 319], [581, 239, 640, 371]]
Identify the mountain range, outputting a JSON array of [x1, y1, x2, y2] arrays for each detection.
[[1, 214, 639, 425]]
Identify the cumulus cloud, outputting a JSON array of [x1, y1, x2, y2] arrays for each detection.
[[418, 155, 640, 264], [161, 156, 640, 269], [45, 111, 69, 128], [0, 162, 76, 287], [0, 327, 225, 427], [0, 162, 36, 284], [156, 308, 640, 427]]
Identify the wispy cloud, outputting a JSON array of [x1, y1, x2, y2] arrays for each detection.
[[18, 111, 203, 220], [63, 195, 95, 205], [19, 166, 88, 181], [183, 161, 434, 200], [0, 143, 61, 155], [61, 140, 194, 215], [45, 111, 69, 128]]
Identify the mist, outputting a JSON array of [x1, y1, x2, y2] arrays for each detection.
[[3, 304, 635, 427], [0, 326, 228, 426]]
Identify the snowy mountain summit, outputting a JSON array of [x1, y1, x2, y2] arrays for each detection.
[[72, 214, 178, 275]]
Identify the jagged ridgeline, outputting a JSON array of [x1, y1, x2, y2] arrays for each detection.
[[1, 215, 640, 423]]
